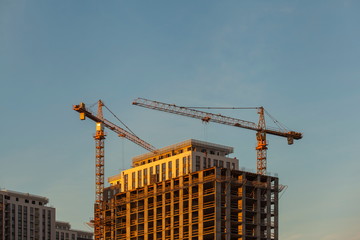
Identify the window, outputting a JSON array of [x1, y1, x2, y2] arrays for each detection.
[[226, 162, 230, 169], [214, 159, 218, 167], [208, 158, 211, 168], [232, 163, 236, 170], [195, 156, 201, 171], [138, 170, 142, 188], [124, 174, 128, 191], [203, 157, 207, 169], [187, 156, 191, 173], [150, 167, 154, 184], [132, 172, 136, 188], [176, 159, 179, 177], [183, 157, 187, 174], [162, 163, 166, 181], [144, 168, 148, 185], [219, 160, 224, 167], [156, 165, 160, 182], [168, 162, 172, 179]]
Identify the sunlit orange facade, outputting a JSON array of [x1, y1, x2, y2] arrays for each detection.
[[100, 140, 279, 240]]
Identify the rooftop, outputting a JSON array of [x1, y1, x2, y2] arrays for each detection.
[[0, 189, 49, 204], [132, 139, 234, 164]]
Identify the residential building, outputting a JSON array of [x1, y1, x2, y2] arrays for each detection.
[[0, 189, 55, 240], [55, 221, 93, 240], [0, 189, 93, 240], [99, 139, 279, 240]]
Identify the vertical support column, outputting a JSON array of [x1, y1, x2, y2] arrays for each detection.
[[179, 176, 184, 239], [225, 169, 231, 240], [162, 184, 165, 240], [188, 177, 193, 239], [241, 172, 246, 238], [153, 184, 158, 240], [170, 179, 174, 240], [274, 178, 279, 240], [256, 175, 261, 240], [0, 197, 3, 240], [144, 185, 148, 240], [215, 168, 222, 240], [198, 172, 204, 240], [126, 192, 131, 239], [111, 199, 115, 240], [266, 177, 272, 240]]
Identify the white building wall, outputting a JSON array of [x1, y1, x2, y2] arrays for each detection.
[[108, 140, 239, 191]]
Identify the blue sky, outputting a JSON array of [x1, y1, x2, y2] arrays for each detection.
[[1, 1, 359, 239]]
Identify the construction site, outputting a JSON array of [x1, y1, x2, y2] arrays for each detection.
[[73, 98, 302, 240]]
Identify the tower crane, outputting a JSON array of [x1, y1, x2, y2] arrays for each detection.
[[73, 100, 157, 240], [132, 98, 302, 175]]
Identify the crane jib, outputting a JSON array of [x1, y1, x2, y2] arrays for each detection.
[[133, 98, 302, 141], [132, 97, 303, 175]]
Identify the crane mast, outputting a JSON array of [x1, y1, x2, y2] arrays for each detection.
[[133, 98, 302, 175], [93, 101, 106, 240], [256, 107, 267, 175], [73, 100, 157, 240]]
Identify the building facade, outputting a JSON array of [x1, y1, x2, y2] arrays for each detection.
[[100, 139, 279, 240], [0, 189, 55, 240], [0, 190, 93, 240], [108, 139, 239, 192], [56, 221, 93, 240]]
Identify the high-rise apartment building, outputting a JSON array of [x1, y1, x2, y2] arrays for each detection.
[[0, 189, 55, 240], [100, 139, 279, 240], [0, 189, 94, 240], [55, 221, 93, 240]]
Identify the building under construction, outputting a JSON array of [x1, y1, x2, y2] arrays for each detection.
[[100, 139, 279, 240]]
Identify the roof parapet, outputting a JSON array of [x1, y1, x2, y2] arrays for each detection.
[[0, 189, 49, 204], [132, 139, 233, 164]]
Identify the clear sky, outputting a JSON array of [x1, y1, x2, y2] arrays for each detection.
[[1, 1, 359, 239]]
